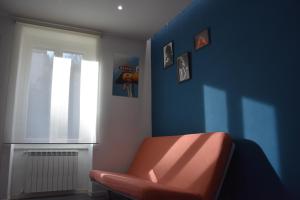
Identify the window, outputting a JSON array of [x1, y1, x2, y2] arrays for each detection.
[[5, 23, 100, 143]]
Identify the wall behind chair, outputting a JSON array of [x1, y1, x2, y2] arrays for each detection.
[[0, 11, 14, 159], [0, 11, 15, 200], [151, 0, 300, 199], [92, 35, 151, 193]]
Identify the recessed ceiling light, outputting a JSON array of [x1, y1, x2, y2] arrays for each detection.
[[117, 5, 123, 10]]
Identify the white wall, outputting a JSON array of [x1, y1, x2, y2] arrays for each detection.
[[0, 12, 15, 200], [0, 15, 152, 198], [0, 11, 14, 161], [92, 35, 151, 177]]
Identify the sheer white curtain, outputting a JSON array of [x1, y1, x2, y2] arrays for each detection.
[[5, 23, 100, 143]]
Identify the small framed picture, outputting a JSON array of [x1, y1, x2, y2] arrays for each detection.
[[177, 52, 191, 83], [194, 28, 210, 50], [163, 41, 174, 68]]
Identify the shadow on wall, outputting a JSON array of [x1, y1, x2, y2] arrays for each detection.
[[220, 140, 287, 200], [202, 85, 288, 199]]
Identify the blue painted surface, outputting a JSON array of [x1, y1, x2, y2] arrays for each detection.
[[203, 85, 228, 132], [151, 0, 300, 199], [242, 97, 281, 176]]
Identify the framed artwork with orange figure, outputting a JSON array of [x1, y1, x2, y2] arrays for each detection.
[[112, 54, 140, 98], [194, 28, 210, 50]]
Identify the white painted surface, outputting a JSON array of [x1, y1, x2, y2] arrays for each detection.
[[0, 12, 14, 160], [0, 11, 14, 200], [93, 34, 151, 175], [0, 0, 191, 40], [10, 144, 92, 199]]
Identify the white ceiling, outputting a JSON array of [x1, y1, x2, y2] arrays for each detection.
[[0, 0, 191, 40]]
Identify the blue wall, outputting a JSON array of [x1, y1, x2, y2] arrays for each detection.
[[151, 0, 300, 199]]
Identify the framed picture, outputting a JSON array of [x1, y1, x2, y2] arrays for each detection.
[[194, 28, 210, 50], [112, 54, 140, 98], [177, 52, 191, 83], [163, 41, 174, 68]]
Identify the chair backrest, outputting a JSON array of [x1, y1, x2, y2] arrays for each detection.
[[128, 132, 233, 200]]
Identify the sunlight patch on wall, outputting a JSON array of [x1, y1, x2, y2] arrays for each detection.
[[242, 97, 281, 176], [203, 85, 228, 132]]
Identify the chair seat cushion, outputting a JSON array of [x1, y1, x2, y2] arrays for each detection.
[[90, 170, 201, 200]]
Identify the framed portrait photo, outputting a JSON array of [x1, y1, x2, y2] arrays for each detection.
[[163, 41, 174, 68], [177, 52, 191, 83], [194, 28, 210, 50]]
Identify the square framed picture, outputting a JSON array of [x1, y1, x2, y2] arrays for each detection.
[[163, 41, 174, 68], [194, 28, 210, 50], [177, 52, 191, 83]]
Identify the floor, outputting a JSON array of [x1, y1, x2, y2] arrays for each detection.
[[25, 193, 130, 200], [25, 194, 96, 200]]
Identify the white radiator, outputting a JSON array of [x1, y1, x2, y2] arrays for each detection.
[[23, 150, 78, 194]]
